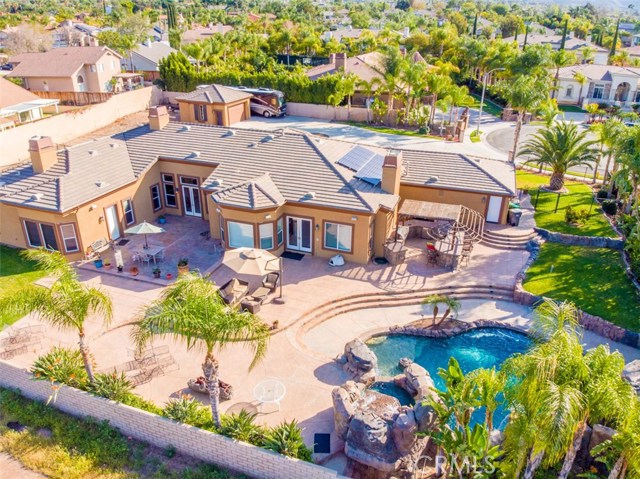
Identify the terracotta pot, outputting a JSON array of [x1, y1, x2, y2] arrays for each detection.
[[177, 265, 189, 275]]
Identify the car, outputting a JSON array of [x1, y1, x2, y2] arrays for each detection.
[[0, 64, 13, 71]]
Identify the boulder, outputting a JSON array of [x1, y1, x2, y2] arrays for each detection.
[[343, 339, 378, 382], [392, 410, 418, 454], [333, 381, 365, 440], [588, 424, 617, 453], [398, 357, 413, 369], [345, 410, 399, 472], [623, 360, 640, 395], [413, 399, 438, 432], [403, 362, 435, 399]]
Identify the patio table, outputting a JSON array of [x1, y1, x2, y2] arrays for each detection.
[[253, 379, 286, 413], [134, 246, 164, 265]]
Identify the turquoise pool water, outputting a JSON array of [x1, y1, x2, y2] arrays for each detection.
[[367, 328, 532, 427]]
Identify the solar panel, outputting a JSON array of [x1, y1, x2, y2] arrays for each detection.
[[337, 145, 377, 172], [355, 154, 384, 186]]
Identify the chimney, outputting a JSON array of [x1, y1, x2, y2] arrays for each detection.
[[29, 136, 57, 174], [335, 52, 347, 72], [381, 151, 402, 196], [149, 106, 170, 130]]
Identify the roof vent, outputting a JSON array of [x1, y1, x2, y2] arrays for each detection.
[[211, 179, 223, 187], [190, 151, 200, 158], [305, 191, 316, 200], [88, 150, 98, 156], [181, 125, 191, 132], [110, 143, 119, 148], [248, 142, 256, 148], [429, 176, 439, 182], [30, 193, 43, 201], [261, 134, 275, 143], [224, 130, 235, 137], [96, 180, 108, 188]]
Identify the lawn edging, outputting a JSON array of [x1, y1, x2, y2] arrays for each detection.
[[514, 241, 640, 349], [0, 360, 346, 479]]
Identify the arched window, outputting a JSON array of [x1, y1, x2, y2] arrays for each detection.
[[77, 75, 84, 84]]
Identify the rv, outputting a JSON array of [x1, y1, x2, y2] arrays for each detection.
[[229, 86, 287, 117]]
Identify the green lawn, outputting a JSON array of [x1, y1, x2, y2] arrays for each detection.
[[516, 171, 614, 237], [343, 121, 442, 139], [470, 93, 504, 117], [523, 243, 640, 331], [0, 246, 46, 327], [559, 104, 586, 113]]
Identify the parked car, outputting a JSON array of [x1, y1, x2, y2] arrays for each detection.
[[0, 63, 13, 71]]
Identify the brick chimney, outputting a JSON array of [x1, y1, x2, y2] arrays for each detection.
[[149, 106, 170, 130], [381, 151, 402, 196], [335, 52, 347, 72], [29, 136, 57, 173]]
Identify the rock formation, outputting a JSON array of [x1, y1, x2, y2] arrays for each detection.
[[341, 338, 378, 384]]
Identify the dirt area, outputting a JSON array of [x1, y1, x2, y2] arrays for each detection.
[[63, 110, 151, 147]]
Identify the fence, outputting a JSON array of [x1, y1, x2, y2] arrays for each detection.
[[0, 86, 163, 167], [0, 360, 346, 479], [31, 90, 114, 106], [285, 102, 371, 122]]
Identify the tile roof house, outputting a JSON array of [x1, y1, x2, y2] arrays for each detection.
[[503, 34, 610, 65], [554, 64, 640, 107], [121, 41, 176, 81], [0, 109, 514, 264], [7, 46, 123, 93], [181, 24, 234, 44], [175, 85, 252, 127]]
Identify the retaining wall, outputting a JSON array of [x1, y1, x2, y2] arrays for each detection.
[[534, 227, 624, 249], [0, 86, 163, 167], [0, 360, 346, 479]]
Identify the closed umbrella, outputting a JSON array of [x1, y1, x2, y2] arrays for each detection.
[[223, 248, 284, 300], [124, 221, 166, 249]]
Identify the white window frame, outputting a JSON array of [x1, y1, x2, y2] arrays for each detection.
[[219, 214, 225, 242], [277, 217, 284, 246], [566, 86, 573, 98], [324, 222, 352, 253], [151, 184, 162, 211], [122, 198, 135, 225], [228, 221, 254, 248], [593, 83, 605, 99], [90, 64, 96, 72], [98, 63, 104, 72], [259, 223, 274, 250], [60, 224, 80, 253], [162, 174, 177, 208], [23, 220, 43, 248]]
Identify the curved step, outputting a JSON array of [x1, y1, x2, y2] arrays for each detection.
[[481, 230, 538, 250]]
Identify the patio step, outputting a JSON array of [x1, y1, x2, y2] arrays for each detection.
[[294, 284, 515, 335], [481, 229, 538, 250]]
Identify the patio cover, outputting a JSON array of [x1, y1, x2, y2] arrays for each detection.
[[398, 199, 461, 221], [0, 99, 59, 117]]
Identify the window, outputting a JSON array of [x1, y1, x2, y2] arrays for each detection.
[[180, 176, 198, 186], [219, 214, 225, 242], [24, 221, 42, 248], [77, 75, 84, 84], [195, 104, 207, 122], [566, 86, 573, 98], [228, 221, 254, 248], [635, 90, 640, 103], [40, 224, 59, 251], [122, 199, 135, 225], [111, 60, 115, 70], [150, 184, 162, 211], [593, 84, 605, 99], [98, 63, 104, 72], [90, 65, 96, 72], [277, 217, 284, 245], [324, 222, 352, 252], [162, 174, 177, 208], [259, 223, 274, 250], [60, 224, 79, 253]]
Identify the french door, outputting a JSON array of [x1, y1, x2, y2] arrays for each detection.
[[286, 216, 312, 253], [181, 177, 202, 217], [105, 205, 121, 240]]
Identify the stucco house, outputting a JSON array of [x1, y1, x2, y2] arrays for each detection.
[[0, 108, 515, 264], [121, 41, 176, 81], [176, 85, 252, 126], [7, 46, 122, 93], [0, 77, 59, 128], [555, 64, 640, 107], [503, 34, 610, 65]]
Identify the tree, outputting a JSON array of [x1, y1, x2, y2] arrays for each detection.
[[573, 71, 589, 106], [612, 126, 640, 217], [467, 367, 506, 434], [131, 272, 270, 427], [0, 249, 112, 383], [537, 98, 562, 128], [420, 294, 461, 327], [550, 50, 577, 99], [502, 75, 549, 162], [610, 17, 621, 58], [519, 122, 597, 191], [591, 118, 625, 185], [4, 25, 52, 54]]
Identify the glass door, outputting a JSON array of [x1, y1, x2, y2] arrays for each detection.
[[105, 205, 120, 240], [181, 183, 202, 217], [286, 217, 312, 253]]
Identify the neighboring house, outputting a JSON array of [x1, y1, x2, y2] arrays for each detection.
[[50, 20, 107, 48], [626, 45, 640, 60], [0, 109, 514, 264], [555, 64, 640, 106], [7, 46, 123, 93], [503, 34, 610, 65], [122, 41, 176, 81], [181, 24, 234, 44], [0, 77, 59, 128], [323, 28, 380, 44], [176, 85, 252, 126]]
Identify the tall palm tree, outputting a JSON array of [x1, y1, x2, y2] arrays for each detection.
[[573, 72, 589, 106], [502, 75, 549, 162], [519, 122, 598, 191], [0, 249, 112, 383], [400, 61, 427, 125], [468, 367, 506, 434], [550, 50, 577, 99], [591, 117, 625, 185], [612, 126, 640, 217], [131, 273, 270, 427], [425, 72, 453, 126]]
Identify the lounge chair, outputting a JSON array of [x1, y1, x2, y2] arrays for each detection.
[[262, 272, 280, 292], [248, 286, 271, 304], [219, 278, 249, 306]]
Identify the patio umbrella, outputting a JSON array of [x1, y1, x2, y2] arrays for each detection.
[[124, 221, 166, 249], [222, 248, 284, 300]]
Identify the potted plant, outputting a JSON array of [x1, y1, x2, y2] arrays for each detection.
[[93, 256, 103, 268], [117, 264, 123, 273], [152, 267, 161, 279], [130, 266, 139, 276], [166, 273, 173, 280], [158, 215, 166, 225], [270, 320, 279, 330], [177, 258, 189, 275], [103, 258, 112, 270]]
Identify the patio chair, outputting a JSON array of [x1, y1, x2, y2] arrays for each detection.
[[219, 278, 249, 306], [262, 272, 280, 292], [248, 286, 271, 304]]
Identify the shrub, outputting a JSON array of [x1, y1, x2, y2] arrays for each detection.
[[163, 394, 211, 428], [31, 347, 88, 388], [596, 189, 609, 200], [85, 371, 133, 402], [120, 392, 163, 415], [601, 199, 618, 216], [220, 410, 265, 445], [262, 420, 313, 461], [565, 205, 590, 225]]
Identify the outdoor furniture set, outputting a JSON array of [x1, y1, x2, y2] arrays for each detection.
[[219, 273, 280, 313]]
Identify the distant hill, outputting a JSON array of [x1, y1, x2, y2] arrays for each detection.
[[511, 0, 636, 13]]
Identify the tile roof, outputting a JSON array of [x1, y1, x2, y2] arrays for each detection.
[[7, 47, 122, 78], [0, 77, 42, 109], [211, 173, 285, 209], [503, 34, 608, 53], [132, 41, 176, 65], [557, 64, 640, 81], [182, 24, 233, 43], [175, 84, 253, 104]]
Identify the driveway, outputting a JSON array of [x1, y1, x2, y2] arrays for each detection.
[[0, 453, 48, 479]]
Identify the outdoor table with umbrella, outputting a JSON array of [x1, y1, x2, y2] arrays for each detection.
[[124, 221, 166, 249], [222, 248, 284, 303]]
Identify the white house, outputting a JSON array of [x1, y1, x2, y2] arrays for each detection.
[[555, 64, 640, 107], [503, 34, 610, 65]]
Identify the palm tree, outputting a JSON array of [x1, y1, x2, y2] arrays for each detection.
[[502, 75, 549, 162], [519, 122, 598, 191], [420, 294, 461, 327], [468, 367, 506, 434], [612, 126, 640, 216], [573, 72, 589, 106], [131, 273, 270, 427], [537, 98, 562, 128], [400, 61, 427, 125], [425, 72, 453, 126], [0, 249, 112, 383], [591, 117, 625, 185], [585, 103, 600, 123], [550, 50, 577, 99]]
